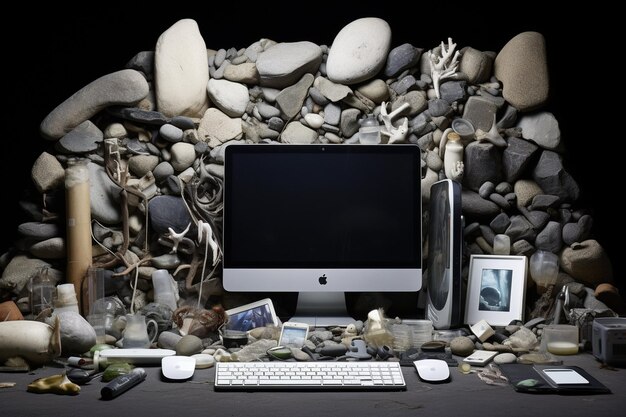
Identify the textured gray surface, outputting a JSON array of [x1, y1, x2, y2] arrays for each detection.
[[2, 353, 625, 417]]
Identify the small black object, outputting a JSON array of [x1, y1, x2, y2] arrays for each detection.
[[101, 368, 147, 400], [222, 330, 248, 348], [377, 345, 394, 360], [66, 368, 103, 385]]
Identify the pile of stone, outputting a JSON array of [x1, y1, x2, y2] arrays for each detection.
[[0, 17, 621, 334]]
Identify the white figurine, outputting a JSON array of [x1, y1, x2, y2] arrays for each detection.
[[380, 101, 410, 144]]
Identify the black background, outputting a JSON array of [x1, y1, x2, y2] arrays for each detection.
[[2, 5, 622, 299]]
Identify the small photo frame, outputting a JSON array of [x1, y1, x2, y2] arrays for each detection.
[[465, 254, 528, 326], [225, 298, 279, 332]]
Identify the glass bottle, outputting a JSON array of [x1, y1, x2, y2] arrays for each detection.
[[358, 114, 381, 144], [30, 266, 55, 316]]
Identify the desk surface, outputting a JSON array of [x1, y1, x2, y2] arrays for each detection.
[[2, 353, 625, 417]]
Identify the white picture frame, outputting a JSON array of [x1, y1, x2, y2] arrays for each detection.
[[465, 254, 528, 326], [225, 298, 279, 332]]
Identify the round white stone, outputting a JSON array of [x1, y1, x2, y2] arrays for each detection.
[[206, 78, 250, 117], [304, 113, 324, 129], [170, 142, 196, 172], [326, 17, 392, 85], [192, 353, 215, 369]]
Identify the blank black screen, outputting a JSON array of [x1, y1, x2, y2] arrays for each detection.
[[224, 145, 421, 268]]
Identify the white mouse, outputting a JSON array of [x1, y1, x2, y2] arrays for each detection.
[[161, 355, 196, 380], [413, 359, 450, 383]]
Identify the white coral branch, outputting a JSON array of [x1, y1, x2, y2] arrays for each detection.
[[430, 37, 461, 99]]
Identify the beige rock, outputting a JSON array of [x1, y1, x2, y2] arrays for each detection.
[[560, 240, 613, 287], [459, 47, 493, 84], [197, 108, 242, 148], [276, 73, 314, 118], [31, 152, 64, 193], [494, 32, 549, 112], [281, 122, 317, 144], [155, 19, 209, 117], [128, 155, 159, 177], [514, 179, 543, 207], [223, 62, 260, 85], [314, 76, 352, 102], [449, 336, 474, 356], [356, 79, 389, 104]]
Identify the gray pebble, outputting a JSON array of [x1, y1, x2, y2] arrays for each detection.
[[169, 116, 196, 130], [159, 124, 184, 143], [194, 142, 209, 155], [495, 182, 512, 195], [267, 117, 284, 132], [479, 182, 496, 199], [480, 225, 495, 246], [464, 222, 481, 237], [153, 162, 174, 184], [323, 103, 341, 125], [493, 353, 517, 365], [176, 334, 203, 356], [490, 213, 511, 234], [489, 193, 510, 209]]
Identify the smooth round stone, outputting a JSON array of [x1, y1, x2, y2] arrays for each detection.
[[176, 335, 203, 356], [151, 253, 181, 269], [31, 152, 64, 193], [304, 113, 324, 129], [206, 78, 249, 117], [18, 221, 60, 241], [159, 124, 184, 143], [326, 17, 391, 85], [153, 161, 175, 183], [88, 161, 122, 224], [52, 311, 97, 356], [158, 331, 183, 350], [256, 41, 322, 88], [128, 155, 159, 177], [281, 122, 317, 144], [104, 122, 128, 139], [493, 353, 517, 365], [256, 101, 281, 119], [495, 182, 512, 195], [323, 103, 341, 125], [192, 353, 215, 369], [148, 195, 194, 235], [450, 336, 475, 357], [479, 181, 495, 199], [169, 142, 196, 172], [29, 237, 65, 259], [356, 79, 389, 104], [125, 139, 149, 155], [169, 116, 196, 130]]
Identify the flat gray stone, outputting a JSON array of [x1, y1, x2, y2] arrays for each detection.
[[276, 73, 314, 118], [496, 105, 518, 129], [88, 161, 122, 225], [125, 50, 154, 80], [490, 213, 511, 234], [479, 181, 495, 199], [31, 152, 64, 193], [459, 47, 493, 84], [391, 75, 417, 95], [29, 237, 66, 259], [532, 151, 580, 203], [18, 221, 60, 241], [155, 19, 209, 117], [461, 189, 500, 220], [517, 112, 561, 150], [40, 69, 149, 139], [535, 221, 563, 253], [511, 239, 534, 257], [463, 141, 503, 192], [462, 96, 497, 132], [169, 116, 196, 130], [340, 108, 361, 137], [256, 41, 322, 88], [503, 137, 539, 183], [530, 194, 560, 211], [439, 80, 467, 104], [480, 225, 495, 246], [326, 17, 391, 85], [384, 43, 422, 77], [281, 121, 317, 144], [256, 102, 281, 119], [520, 208, 550, 230], [314, 76, 352, 103], [323, 102, 341, 126], [427, 99, 451, 117], [505, 215, 536, 243], [56, 120, 103, 154], [114, 107, 168, 126], [494, 31, 549, 112]]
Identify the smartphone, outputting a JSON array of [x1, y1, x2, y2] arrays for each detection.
[[278, 322, 310, 348]]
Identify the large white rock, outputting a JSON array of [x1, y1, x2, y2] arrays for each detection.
[[170, 142, 196, 172], [256, 41, 322, 88], [155, 19, 209, 117], [326, 18, 392, 85], [206, 79, 250, 117]]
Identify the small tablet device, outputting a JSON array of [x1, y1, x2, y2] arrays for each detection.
[[225, 298, 279, 332], [279, 322, 309, 348], [463, 350, 498, 366], [540, 368, 589, 385]]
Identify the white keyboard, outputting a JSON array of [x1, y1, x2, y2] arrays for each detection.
[[214, 361, 406, 391]]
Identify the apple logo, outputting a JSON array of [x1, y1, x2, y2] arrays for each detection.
[[318, 274, 327, 285]]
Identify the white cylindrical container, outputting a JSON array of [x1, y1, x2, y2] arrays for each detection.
[[151, 269, 178, 312], [53, 283, 80, 314]]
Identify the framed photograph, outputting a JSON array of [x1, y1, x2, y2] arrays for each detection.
[[465, 255, 528, 326], [225, 298, 279, 332]]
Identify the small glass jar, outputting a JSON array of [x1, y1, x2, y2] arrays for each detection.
[[358, 114, 381, 144], [29, 267, 55, 316]]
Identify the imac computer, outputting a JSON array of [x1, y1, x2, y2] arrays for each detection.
[[223, 144, 422, 326], [426, 179, 463, 329]]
